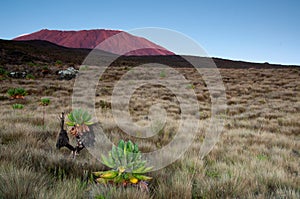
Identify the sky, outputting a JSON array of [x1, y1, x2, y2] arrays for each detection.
[[1, 0, 299, 65]]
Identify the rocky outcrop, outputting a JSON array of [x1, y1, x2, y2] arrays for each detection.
[[58, 67, 78, 80]]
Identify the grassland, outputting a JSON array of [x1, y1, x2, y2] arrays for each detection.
[[0, 65, 299, 198]]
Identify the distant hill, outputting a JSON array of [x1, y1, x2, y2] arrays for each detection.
[[0, 39, 91, 65], [13, 29, 174, 56], [0, 39, 298, 69]]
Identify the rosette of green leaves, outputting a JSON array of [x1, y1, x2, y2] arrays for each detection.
[[7, 88, 27, 99], [40, 98, 50, 106], [66, 109, 93, 136], [96, 140, 152, 184], [66, 109, 93, 126], [12, 103, 24, 109]]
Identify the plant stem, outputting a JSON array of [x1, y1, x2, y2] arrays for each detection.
[[43, 106, 45, 128]]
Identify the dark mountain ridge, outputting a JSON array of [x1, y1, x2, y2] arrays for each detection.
[[0, 39, 298, 69]]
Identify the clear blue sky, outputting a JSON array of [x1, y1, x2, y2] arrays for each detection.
[[1, 0, 299, 65]]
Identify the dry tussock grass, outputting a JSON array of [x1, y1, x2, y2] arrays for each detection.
[[0, 67, 299, 198]]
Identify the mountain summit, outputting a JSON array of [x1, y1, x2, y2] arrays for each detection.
[[13, 29, 174, 56]]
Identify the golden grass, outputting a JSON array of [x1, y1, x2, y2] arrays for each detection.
[[0, 67, 299, 198]]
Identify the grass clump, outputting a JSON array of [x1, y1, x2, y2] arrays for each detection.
[[0, 164, 89, 199], [12, 103, 24, 110], [26, 73, 35, 80], [159, 70, 166, 78], [7, 87, 28, 99], [39, 97, 51, 126], [0, 165, 48, 199], [55, 60, 63, 66], [40, 98, 51, 106], [0, 66, 8, 76]]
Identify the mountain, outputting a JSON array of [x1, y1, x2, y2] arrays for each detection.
[[13, 29, 174, 56]]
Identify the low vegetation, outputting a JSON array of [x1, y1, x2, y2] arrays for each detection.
[[0, 66, 8, 76], [40, 98, 51, 126], [66, 108, 94, 136], [26, 73, 35, 80], [94, 140, 152, 190], [40, 98, 51, 106], [7, 87, 27, 99], [12, 103, 24, 110], [0, 66, 299, 198]]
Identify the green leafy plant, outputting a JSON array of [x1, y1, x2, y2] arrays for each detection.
[[159, 70, 166, 78], [25, 74, 35, 80], [257, 154, 268, 161], [41, 66, 50, 76], [39, 98, 51, 127], [40, 98, 50, 106], [99, 100, 111, 109], [55, 60, 63, 66], [12, 104, 24, 110], [66, 109, 93, 136], [93, 140, 152, 187], [0, 67, 8, 80], [205, 168, 221, 179], [186, 84, 195, 89], [79, 65, 89, 71], [42, 65, 49, 71], [0, 67, 8, 76], [7, 88, 28, 99], [27, 62, 36, 67]]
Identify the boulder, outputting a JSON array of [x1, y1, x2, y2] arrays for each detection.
[[58, 67, 78, 80], [8, 71, 27, 78]]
